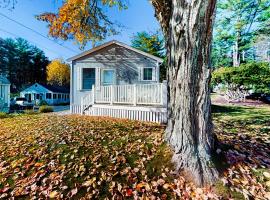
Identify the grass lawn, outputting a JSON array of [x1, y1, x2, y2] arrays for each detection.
[[212, 105, 270, 199], [0, 105, 269, 199]]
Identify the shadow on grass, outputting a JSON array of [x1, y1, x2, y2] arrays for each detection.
[[211, 104, 270, 199], [212, 104, 247, 113], [212, 104, 270, 125]]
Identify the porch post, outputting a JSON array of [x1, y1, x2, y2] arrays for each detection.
[[161, 80, 167, 107], [81, 97, 84, 115], [133, 84, 137, 106], [110, 85, 114, 105], [92, 85, 95, 105]]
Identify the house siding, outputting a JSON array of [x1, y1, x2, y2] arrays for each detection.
[[0, 84, 10, 112], [71, 44, 160, 105]]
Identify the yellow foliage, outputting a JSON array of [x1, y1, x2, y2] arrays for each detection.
[[47, 59, 70, 86]]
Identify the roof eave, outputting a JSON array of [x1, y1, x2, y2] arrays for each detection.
[[67, 40, 164, 63]]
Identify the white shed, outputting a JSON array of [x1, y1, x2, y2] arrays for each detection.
[[0, 75, 11, 113]]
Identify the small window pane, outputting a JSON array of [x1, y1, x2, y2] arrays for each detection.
[[46, 93, 52, 99], [103, 70, 115, 85], [143, 68, 153, 81], [53, 94, 57, 99]]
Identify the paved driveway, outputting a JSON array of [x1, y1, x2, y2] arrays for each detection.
[[52, 105, 70, 115]]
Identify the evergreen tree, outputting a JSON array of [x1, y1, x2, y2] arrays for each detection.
[[131, 31, 165, 58], [131, 31, 166, 80], [212, 0, 270, 68], [0, 37, 49, 91]]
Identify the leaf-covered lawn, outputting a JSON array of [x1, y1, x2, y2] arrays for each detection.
[[0, 105, 269, 199], [0, 115, 215, 199], [213, 105, 270, 199]]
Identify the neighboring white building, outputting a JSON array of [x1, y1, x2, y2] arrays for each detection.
[[68, 40, 168, 123], [20, 83, 70, 105], [0, 75, 11, 113]]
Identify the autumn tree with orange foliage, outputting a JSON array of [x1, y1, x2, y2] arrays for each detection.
[[36, 0, 126, 47], [47, 60, 70, 86]]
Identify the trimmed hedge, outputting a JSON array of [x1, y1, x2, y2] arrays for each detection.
[[39, 100, 48, 106], [39, 106, 54, 113], [0, 112, 9, 119]]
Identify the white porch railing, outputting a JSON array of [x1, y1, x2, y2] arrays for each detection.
[[81, 83, 166, 109], [76, 82, 168, 123]]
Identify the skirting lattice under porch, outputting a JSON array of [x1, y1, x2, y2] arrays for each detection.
[[70, 104, 167, 124]]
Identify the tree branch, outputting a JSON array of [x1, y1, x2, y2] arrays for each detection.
[[149, 0, 172, 36]]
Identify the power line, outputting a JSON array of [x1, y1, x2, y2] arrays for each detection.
[[0, 12, 79, 54], [0, 28, 68, 58]]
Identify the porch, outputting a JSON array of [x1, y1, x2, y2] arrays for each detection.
[[71, 82, 168, 123]]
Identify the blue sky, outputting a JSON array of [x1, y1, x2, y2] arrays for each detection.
[[0, 0, 160, 60]]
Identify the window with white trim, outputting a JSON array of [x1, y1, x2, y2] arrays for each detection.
[[143, 68, 153, 81], [103, 69, 115, 85]]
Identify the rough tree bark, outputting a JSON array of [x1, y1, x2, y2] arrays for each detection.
[[151, 0, 218, 186]]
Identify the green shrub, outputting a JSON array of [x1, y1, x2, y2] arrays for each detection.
[[24, 109, 37, 115], [212, 62, 270, 93], [39, 100, 48, 106], [39, 105, 54, 113], [0, 112, 9, 119]]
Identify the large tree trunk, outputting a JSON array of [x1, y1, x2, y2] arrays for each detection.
[[151, 0, 218, 186]]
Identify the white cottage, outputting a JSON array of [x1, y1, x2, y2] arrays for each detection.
[[68, 40, 168, 123], [0, 75, 11, 113], [20, 83, 70, 105]]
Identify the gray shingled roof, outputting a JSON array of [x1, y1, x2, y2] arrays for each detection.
[[67, 40, 164, 63], [0, 75, 10, 85], [39, 83, 70, 93]]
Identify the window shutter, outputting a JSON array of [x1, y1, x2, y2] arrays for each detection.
[[77, 67, 82, 90]]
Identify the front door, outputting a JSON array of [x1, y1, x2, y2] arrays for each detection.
[[82, 68, 96, 90]]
